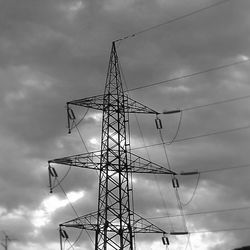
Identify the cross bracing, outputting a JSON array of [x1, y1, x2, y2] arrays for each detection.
[[49, 42, 176, 250]]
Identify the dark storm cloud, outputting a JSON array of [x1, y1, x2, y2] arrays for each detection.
[[0, 0, 250, 249]]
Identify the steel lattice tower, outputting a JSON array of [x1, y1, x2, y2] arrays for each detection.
[[48, 42, 176, 250]]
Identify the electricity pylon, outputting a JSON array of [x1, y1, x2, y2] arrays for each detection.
[[1, 232, 15, 250], [48, 41, 176, 249], [1, 234, 8, 250]]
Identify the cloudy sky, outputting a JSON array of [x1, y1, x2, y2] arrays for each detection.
[[0, 0, 250, 249]]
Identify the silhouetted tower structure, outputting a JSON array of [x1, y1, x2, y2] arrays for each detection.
[[1, 234, 8, 250], [1, 232, 15, 250], [48, 42, 176, 250]]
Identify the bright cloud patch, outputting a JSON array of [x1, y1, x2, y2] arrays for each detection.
[[89, 112, 103, 122], [90, 137, 99, 145], [32, 191, 84, 228], [3, 66, 54, 106], [59, 0, 85, 19], [237, 54, 249, 61]]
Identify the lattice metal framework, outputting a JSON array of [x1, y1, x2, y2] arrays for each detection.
[[48, 42, 176, 250]]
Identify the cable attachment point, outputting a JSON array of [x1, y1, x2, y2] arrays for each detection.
[[162, 109, 181, 114], [60, 228, 69, 239], [162, 233, 169, 245], [48, 163, 58, 193], [180, 170, 199, 176], [172, 177, 179, 188], [67, 103, 76, 134], [155, 116, 163, 130]]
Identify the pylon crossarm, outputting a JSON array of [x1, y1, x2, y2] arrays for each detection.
[[67, 94, 104, 111], [52, 42, 176, 250], [126, 96, 159, 114], [132, 213, 167, 234], [129, 152, 176, 175], [48, 150, 102, 170], [67, 94, 159, 115], [60, 211, 99, 232]]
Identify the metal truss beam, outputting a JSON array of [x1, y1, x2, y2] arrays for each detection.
[[48, 150, 176, 175], [60, 211, 166, 234], [67, 95, 159, 114], [51, 41, 174, 250]]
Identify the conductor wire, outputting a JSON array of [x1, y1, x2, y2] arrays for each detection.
[[50, 167, 72, 191], [126, 58, 249, 92], [156, 114, 192, 249], [166, 111, 183, 144], [114, 0, 233, 43], [181, 173, 200, 207], [56, 180, 95, 247], [119, 58, 175, 235]]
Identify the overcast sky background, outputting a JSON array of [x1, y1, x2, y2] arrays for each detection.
[[0, 0, 250, 249]]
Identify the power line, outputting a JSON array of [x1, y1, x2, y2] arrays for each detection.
[[155, 116, 192, 249], [132, 123, 250, 150], [131, 93, 250, 149], [179, 162, 250, 176], [125, 58, 249, 92], [199, 163, 250, 174], [147, 205, 250, 219], [190, 226, 250, 234], [164, 111, 183, 144], [182, 94, 250, 111], [181, 173, 200, 207], [173, 123, 250, 143], [115, 0, 233, 43], [56, 180, 95, 247]]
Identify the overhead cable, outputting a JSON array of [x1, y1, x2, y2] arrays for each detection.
[[181, 173, 201, 207], [183, 94, 250, 111], [178, 163, 250, 176], [114, 0, 233, 43], [56, 180, 95, 247], [133, 123, 250, 150], [147, 205, 250, 220], [190, 226, 250, 234], [50, 167, 72, 191], [126, 58, 249, 92], [164, 111, 183, 145], [155, 115, 192, 249], [200, 163, 250, 174]]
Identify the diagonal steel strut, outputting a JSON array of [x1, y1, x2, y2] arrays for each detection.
[[49, 41, 177, 250]]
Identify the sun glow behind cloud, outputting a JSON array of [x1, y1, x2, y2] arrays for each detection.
[[32, 191, 84, 228]]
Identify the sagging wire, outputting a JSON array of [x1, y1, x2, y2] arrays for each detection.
[[60, 228, 75, 250], [119, 58, 175, 247], [67, 104, 89, 134], [56, 177, 95, 249], [119, 60, 141, 250], [73, 120, 100, 178], [66, 104, 100, 176], [165, 110, 183, 145], [49, 166, 72, 193], [181, 173, 201, 207], [155, 114, 193, 250], [135, 113, 175, 233], [49, 166, 95, 249], [48, 107, 96, 250], [64, 106, 98, 248], [64, 228, 85, 250], [65, 237, 75, 250]]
